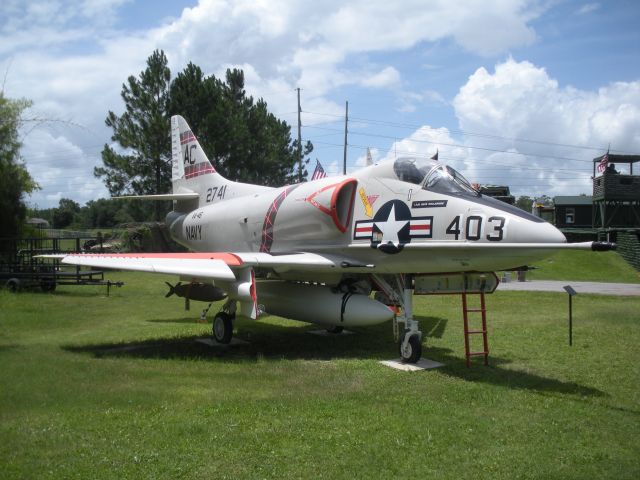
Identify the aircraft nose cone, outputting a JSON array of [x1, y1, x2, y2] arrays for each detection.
[[529, 221, 567, 244], [551, 224, 567, 243], [507, 216, 567, 244]]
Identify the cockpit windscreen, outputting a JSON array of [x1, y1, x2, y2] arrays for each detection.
[[392, 157, 432, 185], [392, 157, 478, 196], [424, 165, 478, 195]]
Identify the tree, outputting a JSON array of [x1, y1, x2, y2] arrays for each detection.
[[96, 51, 314, 223], [95, 50, 172, 221], [168, 62, 223, 149], [76, 198, 133, 228], [52, 198, 80, 229], [0, 92, 39, 238], [515, 195, 533, 213], [170, 66, 312, 186]]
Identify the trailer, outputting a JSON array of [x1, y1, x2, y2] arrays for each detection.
[[0, 235, 123, 294]]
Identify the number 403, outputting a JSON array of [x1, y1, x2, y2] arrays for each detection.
[[445, 215, 505, 241]]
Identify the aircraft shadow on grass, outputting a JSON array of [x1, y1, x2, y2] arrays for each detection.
[[63, 315, 603, 398]]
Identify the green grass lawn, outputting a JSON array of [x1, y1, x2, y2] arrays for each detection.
[[528, 250, 640, 283], [1, 271, 639, 479]]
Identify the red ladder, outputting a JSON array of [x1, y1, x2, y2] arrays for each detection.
[[461, 292, 489, 367]]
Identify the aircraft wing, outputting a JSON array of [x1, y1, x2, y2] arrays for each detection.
[[42, 251, 345, 281], [45, 253, 238, 281], [40, 251, 350, 321], [42, 240, 612, 280], [43, 240, 612, 280]]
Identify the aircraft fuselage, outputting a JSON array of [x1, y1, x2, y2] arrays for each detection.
[[168, 166, 566, 277]]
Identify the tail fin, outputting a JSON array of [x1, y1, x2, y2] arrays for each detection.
[[170, 115, 274, 210], [171, 115, 225, 185], [115, 116, 238, 209]]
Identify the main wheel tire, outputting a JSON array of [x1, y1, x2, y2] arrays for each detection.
[[400, 334, 422, 364], [326, 325, 344, 334], [212, 312, 233, 344]]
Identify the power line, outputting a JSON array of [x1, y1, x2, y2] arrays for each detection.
[[302, 109, 638, 155], [306, 125, 601, 164], [311, 140, 596, 175]]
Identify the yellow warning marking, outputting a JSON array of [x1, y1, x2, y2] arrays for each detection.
[[359, 187, 373, 217]]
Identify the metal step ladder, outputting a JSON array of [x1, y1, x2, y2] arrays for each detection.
[[461, 292, 489, 367]]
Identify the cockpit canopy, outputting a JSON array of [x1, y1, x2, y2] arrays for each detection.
[[393, 157, 478, 196]]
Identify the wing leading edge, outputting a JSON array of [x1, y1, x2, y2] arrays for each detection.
[[41, 251, 343, 281]]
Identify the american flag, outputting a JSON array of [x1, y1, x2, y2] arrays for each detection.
[[311, 160, 327, 180], [597, 150, 609, 173]]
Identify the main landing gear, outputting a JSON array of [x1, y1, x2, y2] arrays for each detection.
[[213, 311, 234, 344], [373, 274, 423, 363], [205, 299, 236, 344]]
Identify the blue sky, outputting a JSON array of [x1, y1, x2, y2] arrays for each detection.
[[1, 0, 639, 208]]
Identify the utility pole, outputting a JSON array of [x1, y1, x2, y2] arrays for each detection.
[[297, 88, 302, 183], [343, 100, 348, 175]]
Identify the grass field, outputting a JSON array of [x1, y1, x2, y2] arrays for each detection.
[[527, 250, 640, 283], [1, 269, 639, 479]]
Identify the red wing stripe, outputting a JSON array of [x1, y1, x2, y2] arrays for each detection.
[[66, 252, 244, 266]]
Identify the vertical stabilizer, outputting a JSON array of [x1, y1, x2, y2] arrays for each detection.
[[170, 115, 228, 209], [171, 115, 222, 184], [170, 115, 274, 211]]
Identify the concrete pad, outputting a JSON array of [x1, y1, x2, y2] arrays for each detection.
[[307, 329, 355, 337], [497, 280, 640, 296], [380, 358, 444, 371], [195, 337, 250, 347]]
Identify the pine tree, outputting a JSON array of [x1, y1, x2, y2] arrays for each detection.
[[95, 50, 172, 221], [170, 66, 312, 186], [96, 51, 314, 224]]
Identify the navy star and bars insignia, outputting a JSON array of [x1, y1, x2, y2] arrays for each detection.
[[353, 200, 433, 254]]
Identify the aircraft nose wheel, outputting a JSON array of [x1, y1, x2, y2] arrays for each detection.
[[212, 312, 234, 344], [400, 333, 422, 363]]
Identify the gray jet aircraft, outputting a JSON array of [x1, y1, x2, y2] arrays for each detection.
[[51, 115, 613, 362]]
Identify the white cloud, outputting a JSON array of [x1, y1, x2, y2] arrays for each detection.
[[382, 126, 467, 170], [153, 0, 546, 96], [1, 0, 605, 207], [577, 3, 600, 15], [451, 1, 539, 56], [452, 58, 640, 196], [398, 90, 447, 113], [454, 58, 640, 151], [361, 67, 401, 89], [311, 0, 541, 57], [0, 0, 130, 54], [345, 57, 639, 197], [21, 128, 108, 209]]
